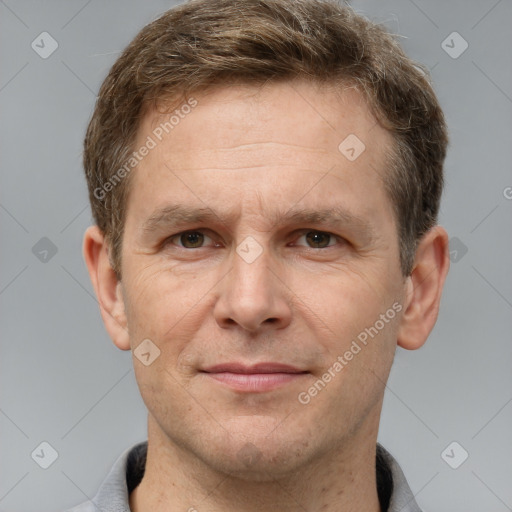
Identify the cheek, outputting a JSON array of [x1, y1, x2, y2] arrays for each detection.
[[122, 261, 220, 369], [296, 268, 401, 402], [290, 264, 398, 336], [124, 260, 202, 321]]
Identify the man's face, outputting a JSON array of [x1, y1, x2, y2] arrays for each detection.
[[119, 80, 407, 477]]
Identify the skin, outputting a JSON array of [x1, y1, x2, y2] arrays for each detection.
[[84, 79, 449, 512]]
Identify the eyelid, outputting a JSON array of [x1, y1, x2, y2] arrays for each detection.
[[165, 229, 217, 249], [291, 229, 343, 248], [163, 228, 345, 250]]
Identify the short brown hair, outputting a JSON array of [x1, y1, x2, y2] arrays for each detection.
[[83, 0, 448, 277]]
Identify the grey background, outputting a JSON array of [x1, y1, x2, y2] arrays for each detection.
[[1, 1, 511, 511]]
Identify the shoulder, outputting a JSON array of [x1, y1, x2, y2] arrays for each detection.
[[64, 503, 97, 512], [377, 443, 423, 512], [62, 441, 147, 512]]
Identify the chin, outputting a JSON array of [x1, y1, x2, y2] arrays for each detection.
[[198, 426, 317, 481]]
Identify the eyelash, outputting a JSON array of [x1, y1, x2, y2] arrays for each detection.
[[163, 229, 345, 250]]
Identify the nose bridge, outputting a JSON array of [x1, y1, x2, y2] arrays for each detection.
[[232, 239, 273, 300], [213, 235, 291, 332]]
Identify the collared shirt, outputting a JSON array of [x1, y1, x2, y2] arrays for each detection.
[[65, 442, 422, 512]]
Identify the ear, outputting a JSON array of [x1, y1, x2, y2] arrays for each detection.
[[397, 226, 450, 350], [83, 225, 131, 351]]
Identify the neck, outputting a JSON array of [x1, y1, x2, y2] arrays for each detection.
[[130, 413, 382, 512]]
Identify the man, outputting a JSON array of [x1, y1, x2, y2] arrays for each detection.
[[72, 0, 449, 510]]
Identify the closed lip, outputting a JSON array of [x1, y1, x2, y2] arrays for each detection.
[[201, 363, 307, 374]]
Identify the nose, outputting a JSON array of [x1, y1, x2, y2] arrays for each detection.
[[213, 243, 292, 333]]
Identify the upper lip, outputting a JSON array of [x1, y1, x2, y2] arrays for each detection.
[[201, 363, 307, 374]]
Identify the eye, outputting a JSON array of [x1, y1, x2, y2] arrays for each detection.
[[168, 230, 214, 249], [295, 231, 339, 248]]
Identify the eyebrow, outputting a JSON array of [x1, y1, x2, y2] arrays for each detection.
[[141, 205, 232, 234], [140, 204, 376, 242]]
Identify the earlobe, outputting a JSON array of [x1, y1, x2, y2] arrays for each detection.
[[397, 226, 450, 350], [83, 225, 131, 351]]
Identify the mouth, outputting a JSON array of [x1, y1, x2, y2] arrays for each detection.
[[200, 362, 309, 392]]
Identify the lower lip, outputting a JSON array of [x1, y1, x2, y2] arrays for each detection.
[[202, 372, 306, 392]]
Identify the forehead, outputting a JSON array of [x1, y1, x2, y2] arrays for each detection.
[[142, 80, 389, 162], [126, 80, 395, 221]]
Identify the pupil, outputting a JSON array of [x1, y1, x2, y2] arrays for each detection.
[[306, 231, 330, 248], [182, 232, 203, 247]]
